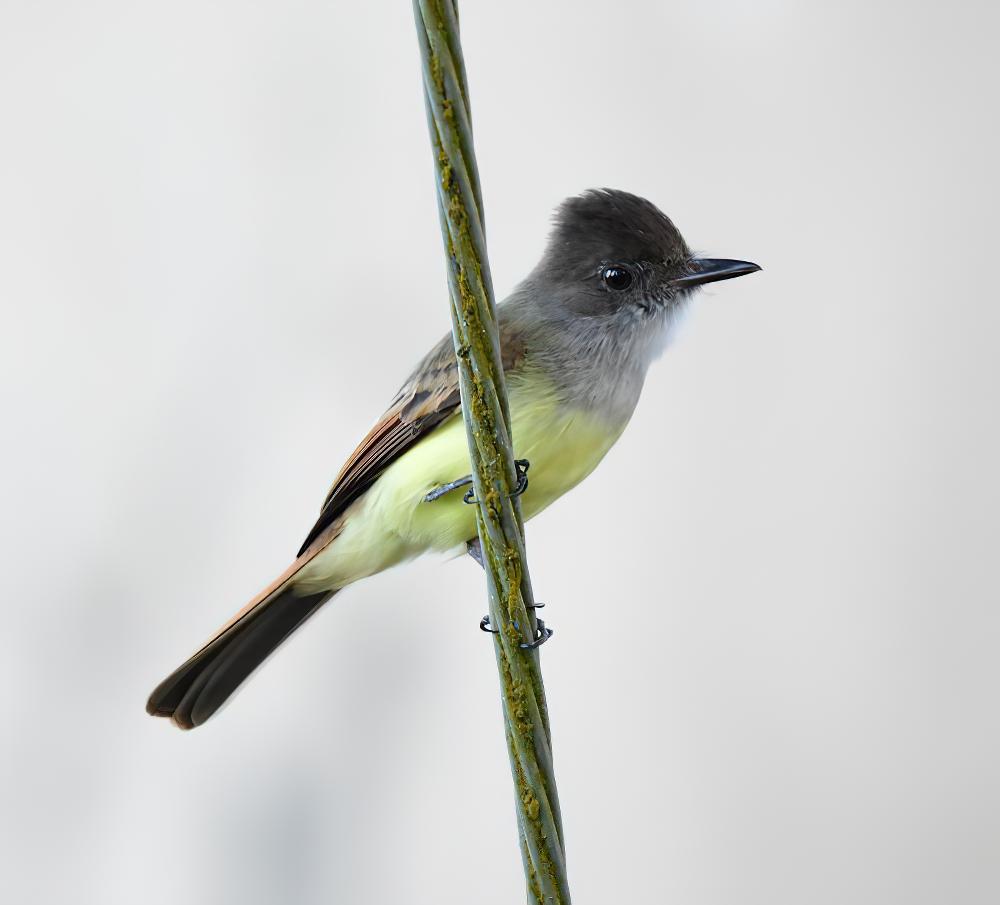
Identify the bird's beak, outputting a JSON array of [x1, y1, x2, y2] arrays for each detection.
[[671, 258, 761, 288]]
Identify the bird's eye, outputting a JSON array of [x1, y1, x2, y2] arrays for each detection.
[[601, 265, 633, 291]]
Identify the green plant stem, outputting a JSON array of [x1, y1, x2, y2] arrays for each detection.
[[412, 2, 571, 902]]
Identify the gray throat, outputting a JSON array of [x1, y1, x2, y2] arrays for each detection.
[[498, 280, 686, 423]]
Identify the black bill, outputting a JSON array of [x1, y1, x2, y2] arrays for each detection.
[[672, 258, 761, 288]]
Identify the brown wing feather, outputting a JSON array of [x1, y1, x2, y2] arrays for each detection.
[[297, 327, 525, 556]]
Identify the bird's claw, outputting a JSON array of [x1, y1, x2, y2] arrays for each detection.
[[425, 459, 530, 505], [480, 613, 553, 649], [511, 458, 530, 498], [520, 618, 553, 649]]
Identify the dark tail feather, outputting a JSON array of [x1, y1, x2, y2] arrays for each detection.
[[147, 586, 335, 729]]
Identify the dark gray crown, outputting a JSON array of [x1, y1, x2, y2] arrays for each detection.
[[543, 189, 690, 279]]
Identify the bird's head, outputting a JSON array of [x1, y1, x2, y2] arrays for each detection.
[[534, 188, 760, 318]]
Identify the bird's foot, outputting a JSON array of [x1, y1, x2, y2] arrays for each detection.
[[480, 614, 553, 649], [423, 473, 473, 503], [471, 539, 548, 642], [423, 459, 530, 505]]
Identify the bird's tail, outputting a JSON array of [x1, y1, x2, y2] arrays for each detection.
[[147, 576, 336, 730]]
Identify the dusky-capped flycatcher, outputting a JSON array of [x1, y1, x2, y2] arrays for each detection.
[[147, 189, 760, 729]]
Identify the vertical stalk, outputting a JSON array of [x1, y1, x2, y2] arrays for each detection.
[[412, 3, 571, 902]]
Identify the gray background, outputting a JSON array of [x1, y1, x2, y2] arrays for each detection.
[[1, 1, 997, 903]]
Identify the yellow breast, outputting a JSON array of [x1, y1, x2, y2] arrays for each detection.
[[295, 376, 626, 593]]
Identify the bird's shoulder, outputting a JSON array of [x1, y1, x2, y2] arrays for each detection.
[[390, 317, 527, 419], [296, 318, 526, 555]]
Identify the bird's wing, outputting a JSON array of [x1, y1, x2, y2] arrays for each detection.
[[147, 324, 524, 729], [297, 325, 525, 556]]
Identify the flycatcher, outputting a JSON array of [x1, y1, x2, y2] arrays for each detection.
[[147, 189, 760, 729]]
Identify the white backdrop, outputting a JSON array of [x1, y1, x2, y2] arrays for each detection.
[[2, 2, 998, 903]]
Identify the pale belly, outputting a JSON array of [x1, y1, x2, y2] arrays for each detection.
[[295, 383, 628, 593]]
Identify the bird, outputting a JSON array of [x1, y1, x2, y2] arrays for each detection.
[[147, 188, 760, 729]]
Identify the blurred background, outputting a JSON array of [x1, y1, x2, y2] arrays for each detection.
[[1, 1, 998, 903]]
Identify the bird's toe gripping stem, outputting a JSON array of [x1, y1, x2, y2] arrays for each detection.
[[511, 458, 530, 497], [423, 459, 530, 505], [464, 458, 530, 504], [480, 609, 552, 649]]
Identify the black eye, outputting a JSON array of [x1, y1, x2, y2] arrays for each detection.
[[601, 265, 633, 291]]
